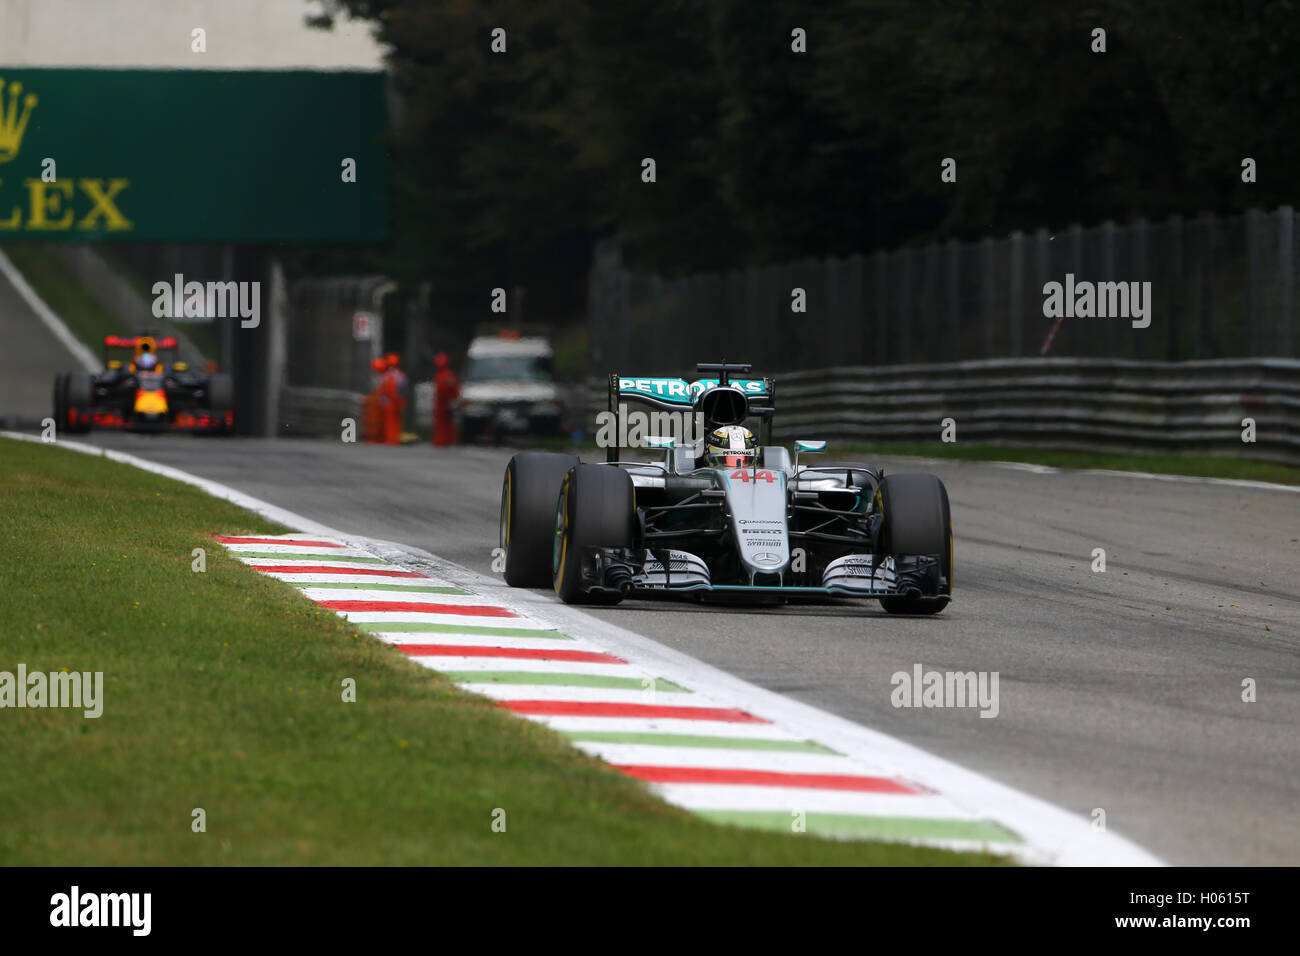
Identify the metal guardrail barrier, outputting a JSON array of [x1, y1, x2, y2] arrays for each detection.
[[589, 207, 1300, 372], [588, 359, 1300, 466]]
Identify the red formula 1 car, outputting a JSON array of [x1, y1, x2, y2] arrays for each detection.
[[53, 334, 233, 434]]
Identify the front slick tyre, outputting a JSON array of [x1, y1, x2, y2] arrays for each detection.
[[52, 372, 68, 432], [876, 472, 953, 615], [500, 452, 580, 587], [63, 373, 95, 434], [554, 464, 635, 605]]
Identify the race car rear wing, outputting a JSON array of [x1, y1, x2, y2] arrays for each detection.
[[104, 335, 178, 349], [604, 363, 776, 462]]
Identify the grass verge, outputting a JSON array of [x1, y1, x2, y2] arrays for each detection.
[[0, 437, 1004, 865]]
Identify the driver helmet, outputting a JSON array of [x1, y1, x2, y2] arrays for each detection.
[[136, 352, 158, 371], [705, 425, 757, 468]]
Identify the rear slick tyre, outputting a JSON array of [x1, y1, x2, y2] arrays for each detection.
[[500, 452, 580, 587]]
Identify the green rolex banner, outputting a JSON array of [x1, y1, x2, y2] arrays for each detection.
[[0, 68, 389, 242]]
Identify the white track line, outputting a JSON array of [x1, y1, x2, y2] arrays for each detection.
[[255, 572, 448, 585], [571, 743, 882, 774], [241, 558, 404, 571], [296, 588, 471, 601], [0, 249, 100, 372], [535, 716, 819, 739], [292, 592, 508, 608], [366, 633, 581, 650], [223, 544, 378, 557], [655, 786, 974, 819], [456, 684, 692, 704], [436, 658, 664, 677], [329, 611, 529, 627]]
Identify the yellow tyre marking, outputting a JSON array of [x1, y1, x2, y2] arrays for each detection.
[[502, 469, 512, 550], [554, 474, 570, 593]]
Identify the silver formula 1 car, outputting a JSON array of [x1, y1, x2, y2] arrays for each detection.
[[498, 362, 953, 614]]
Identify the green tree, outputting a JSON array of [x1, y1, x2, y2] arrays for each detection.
[[309, 0, 1300, 309]]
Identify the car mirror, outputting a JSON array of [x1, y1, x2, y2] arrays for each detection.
[[794, 439, 826, 472]]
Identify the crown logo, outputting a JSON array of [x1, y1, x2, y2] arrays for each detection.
[[0, 78, 38, 164]]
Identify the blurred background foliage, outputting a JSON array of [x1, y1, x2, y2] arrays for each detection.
[[302, 0, 1300, 326]]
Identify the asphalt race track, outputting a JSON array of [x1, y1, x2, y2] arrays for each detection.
[[56, 431, 1300, 866]]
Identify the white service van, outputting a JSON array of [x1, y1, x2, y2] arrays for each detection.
[[456, 333, 565, 442]]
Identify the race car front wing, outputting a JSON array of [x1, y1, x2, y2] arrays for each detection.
[[572, 546, 932, 599]]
